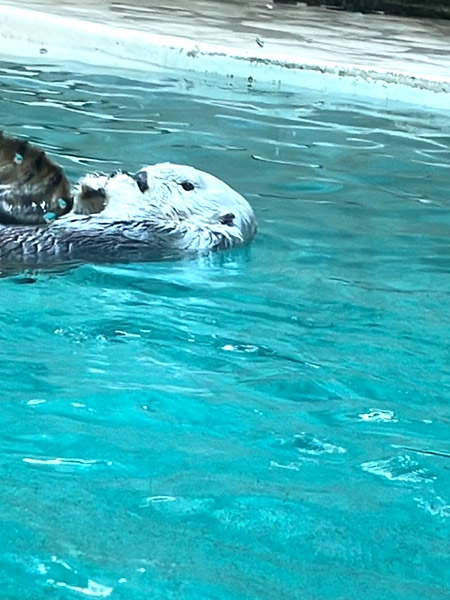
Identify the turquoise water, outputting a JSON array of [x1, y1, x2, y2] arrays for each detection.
[[1, 62, 449, 599]]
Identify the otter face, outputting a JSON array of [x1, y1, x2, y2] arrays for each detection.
[[74, 163, 257, 249], [132, 164, 257, 246]]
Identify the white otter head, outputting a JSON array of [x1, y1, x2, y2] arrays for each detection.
[[74, 163, 257, 252]]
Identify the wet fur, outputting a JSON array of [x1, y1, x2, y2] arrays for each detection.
[[0, 131, 72, 224], [0, 133, 257, 267]]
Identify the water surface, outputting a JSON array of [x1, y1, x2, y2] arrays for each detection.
[[0, 62, 449, 599]]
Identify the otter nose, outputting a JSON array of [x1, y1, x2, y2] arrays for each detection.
[[134, 170, 149, 194]]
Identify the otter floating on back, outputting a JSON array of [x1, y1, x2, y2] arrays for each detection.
[[0, 132, 257, 267]]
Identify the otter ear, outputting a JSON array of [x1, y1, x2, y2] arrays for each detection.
[[0, 131, 72, 225]]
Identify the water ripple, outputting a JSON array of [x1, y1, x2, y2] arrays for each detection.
[[361, 455, 436, 483], [40, 557, 113, 598], [415, 494, 450, 519], [292, 433, 347, 456], [23, 457, 113, 470], [359, 408, 398, 422]]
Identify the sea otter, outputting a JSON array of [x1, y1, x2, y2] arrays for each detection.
[[0, 132, 257, 267]]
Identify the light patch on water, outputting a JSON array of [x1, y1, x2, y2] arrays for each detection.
[[36, 562, 48, 575], [48, 579, 113, 598], [222, 343, 259, 353], [114, 330, 142, 338], [54, 327, 108, 344], [23, 457, 113, 468], [26, 398, 47, 406], [361, 455, 436, 483], [293, 433, 347, 456], [36, 556, 114, 598], [415, 495, 450, 518], [51, 555, 70, 565], [251, 153, 322, 169], [270, 460, 301, 471], [139, 495, 176, 507], [359, 408, 398, 423], [140, 496, 215, 515]]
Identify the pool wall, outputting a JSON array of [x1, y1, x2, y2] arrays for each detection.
[[0, 3, 449, 109]]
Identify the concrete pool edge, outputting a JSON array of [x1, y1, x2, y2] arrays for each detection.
[[0, 5, 449, 110]]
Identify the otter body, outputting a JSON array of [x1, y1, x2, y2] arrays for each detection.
[[0, 219, 167, 266], [0, 133, 257, 267], [0, 213, 240, 266]]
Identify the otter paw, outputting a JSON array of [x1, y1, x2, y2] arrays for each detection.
[[73, 173, 109, 215]]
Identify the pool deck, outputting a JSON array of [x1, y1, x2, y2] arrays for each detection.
[[0, 0, 449, 108]]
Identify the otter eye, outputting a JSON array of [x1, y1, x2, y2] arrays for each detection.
[[134, 170, 149, 194], [181, 181, 195, 192]]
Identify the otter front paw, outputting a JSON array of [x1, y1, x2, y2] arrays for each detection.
[[73, 173, 108, 215]]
